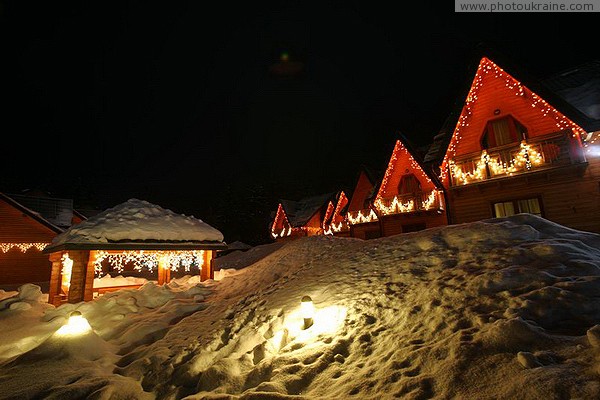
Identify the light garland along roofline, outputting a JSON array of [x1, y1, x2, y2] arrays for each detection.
[[439, 57, 588, 184], [376, 139, 435, 202], [1, 242, 49, 253]]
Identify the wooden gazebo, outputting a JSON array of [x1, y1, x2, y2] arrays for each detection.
[[43, 199, 227, 305]]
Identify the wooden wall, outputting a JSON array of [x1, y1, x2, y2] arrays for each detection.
[[0, 199, 59, 285], [448, 158, 600, 234], [348, 171, 375, 211], [452, 61, 582, 158], [378, 141, 438, 199], [350, 222, 381, 240], [380, 211, 448, 237]]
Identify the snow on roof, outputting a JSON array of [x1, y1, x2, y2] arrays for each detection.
[[47, 198, 224, 249], [280, 192, 335, 227]]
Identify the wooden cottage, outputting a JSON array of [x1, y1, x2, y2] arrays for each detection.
[[270, 193, 337, 241], [344, 167, 382, 239], [438, 57, 600, 233], [374, 138, 447, 236], [0, 192, 64, 285], [43, 198, 227, 305], [323, 191, 350, 237]]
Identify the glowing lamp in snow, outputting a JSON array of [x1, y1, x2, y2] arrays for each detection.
[[301, 296, 315, 329], [55, 311, 92, 337]]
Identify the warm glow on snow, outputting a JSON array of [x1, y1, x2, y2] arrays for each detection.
[[55, 312, 92, 337]]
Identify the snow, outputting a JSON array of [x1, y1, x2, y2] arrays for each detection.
[[1, 214, 600, 399], [48, 198, 224, 247], [214, 241, 285, 270]]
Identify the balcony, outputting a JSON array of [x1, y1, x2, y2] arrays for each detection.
[[374, 190, 444, 216], [448, 130, 584, 187], [347, 208, 379, 225]]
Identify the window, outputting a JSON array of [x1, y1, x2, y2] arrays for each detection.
[[493, 197, 542, 218], [398, 173, 422, 195], [481, 116, 527, 149]]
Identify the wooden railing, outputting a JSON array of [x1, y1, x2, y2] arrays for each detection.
[[347, 208, 379, 225], [374, 190, 444, 216], [449, 130, 583, 187]]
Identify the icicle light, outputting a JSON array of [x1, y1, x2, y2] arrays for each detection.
[[450, 140, 545, 185], [0, 242, 48, 253], [440, 57, 587, 184], [93, 250, 204, 276]]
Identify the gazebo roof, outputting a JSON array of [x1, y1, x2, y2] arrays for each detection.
[[43, 199, 226, 252]]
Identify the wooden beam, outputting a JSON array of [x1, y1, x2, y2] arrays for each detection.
[[67, 250, 90, 303], [48, 251, 63, 306]]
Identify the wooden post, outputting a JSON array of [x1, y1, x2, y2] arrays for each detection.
[[48, 251, 64, 306], [67, 250, 90, 303], [200, 250, 214, 281], [157, 256, 170, 285], [83, 251, 97, 301]]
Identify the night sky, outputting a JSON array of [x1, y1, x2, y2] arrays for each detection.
[[1, 2, 597, 244]]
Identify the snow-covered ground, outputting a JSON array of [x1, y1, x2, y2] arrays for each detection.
[[1, 214, 600, 399]]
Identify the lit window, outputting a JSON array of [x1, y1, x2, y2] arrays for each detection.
[[481, 116, 527, 149], [398, 173, 422, 195], [493, 197, 542, 218]]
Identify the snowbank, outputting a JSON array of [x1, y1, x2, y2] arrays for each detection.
[[1, 214, 600, 399], [214, 241, 285, 270], [48, 198, 224, 246]]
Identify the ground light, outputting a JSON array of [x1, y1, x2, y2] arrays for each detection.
[[55, 311, 93, 337], [301, 295, 315, 329], [267, 297, 347, 354]]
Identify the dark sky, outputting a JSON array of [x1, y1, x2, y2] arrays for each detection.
[[1, 1, 598, 244]]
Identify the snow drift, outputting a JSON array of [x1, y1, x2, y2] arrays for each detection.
[[1, 214, 600, 399]]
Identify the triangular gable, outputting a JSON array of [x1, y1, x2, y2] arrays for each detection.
[[270, 203, 291, 238], [332, 191, 348, 225], [0, 192, 63, 235], [375, 139, 439, 201], [440, 57, 587, 184], [348, 170, 376, 212], [322, 201, 335, 229]]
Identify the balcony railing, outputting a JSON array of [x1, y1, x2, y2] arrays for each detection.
[[347, 208, 379, 225], [448, 130, 583, 187], [374, 190, 444, 216]]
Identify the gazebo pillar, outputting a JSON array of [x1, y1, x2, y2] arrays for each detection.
[[201, 250, 214, 281], [67, 250, 93, 303], [157, 256, 171, 285], [48, 251, 64, 306]]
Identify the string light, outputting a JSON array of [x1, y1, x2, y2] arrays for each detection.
[[376, 140, 434, 204], [271, 203, 292, 239], [375, 197, 414, 215], [450, 140, 546, 185], [440, 57, 587, 184], [323, 192, 350, 234], [93, 250, 204, 276], [0, 242, 48, 253], [347, 209, 379, 225], [322, 201, 335, 230], [61, 253, 73, 292]]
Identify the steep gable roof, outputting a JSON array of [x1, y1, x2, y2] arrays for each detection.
[[0, 192, 64, 235], [439, 56, 588, 184], [280, 192, 336, 228], [376, 134, 443, 201], [541, 60, 600, 130]]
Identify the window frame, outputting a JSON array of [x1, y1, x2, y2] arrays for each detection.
[[480, 114, 528, 150], [490, 195, 545, 218]]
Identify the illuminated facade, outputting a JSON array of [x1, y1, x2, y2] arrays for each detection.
[[270, 193, 338, 241], [270, 57, 600, 240], [0, 192, 63, 285], [439, 57, 600, 233]]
